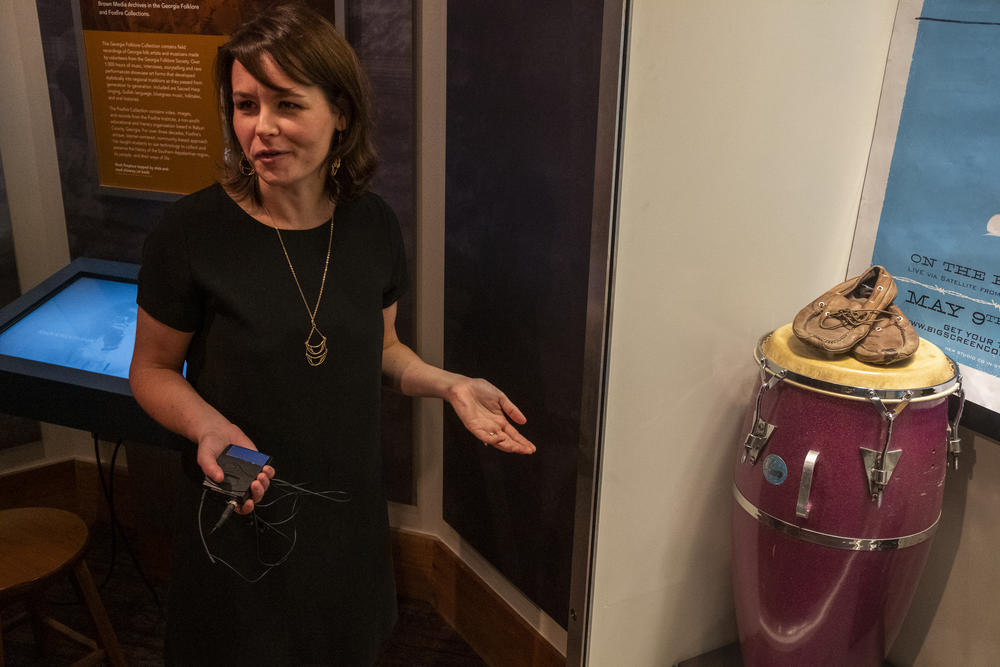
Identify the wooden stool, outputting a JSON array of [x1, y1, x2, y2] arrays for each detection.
[[0, 507, 127, 666]]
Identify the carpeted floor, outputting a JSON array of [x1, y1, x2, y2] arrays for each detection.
[[2, 522, 485, 666]]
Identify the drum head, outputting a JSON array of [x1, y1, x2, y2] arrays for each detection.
[[760, 323, 957, 395]]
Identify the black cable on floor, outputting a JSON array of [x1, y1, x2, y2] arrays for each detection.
[[92, 433, 164, 614], [94, 434, 120, 590], [44, 437, 130, 607]]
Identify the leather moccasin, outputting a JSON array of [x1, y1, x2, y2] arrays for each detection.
[[792, 266, 897, 353], [851, 303, 919, 365]]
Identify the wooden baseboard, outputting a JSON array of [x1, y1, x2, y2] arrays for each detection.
[[1, 459, 564, 667], [0, 458, 78, 513], [0, 458, 129, 527], [75, 459, 134, 528], [393, 529, 565, 667]]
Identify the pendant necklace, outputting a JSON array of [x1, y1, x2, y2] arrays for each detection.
[[265, 205, 334, 367]]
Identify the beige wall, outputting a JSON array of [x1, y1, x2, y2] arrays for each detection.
[[588, 0, 898, 664], [0, 0, 70, 291], [0, 0, 95, 473], [590, 1, 1000, 665]]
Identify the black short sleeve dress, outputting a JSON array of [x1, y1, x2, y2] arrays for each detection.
[[138, 184, 407, 666]]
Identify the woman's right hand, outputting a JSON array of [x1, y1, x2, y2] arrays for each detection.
[[197, 423, 275, 514], [130, 308, 275, 513]]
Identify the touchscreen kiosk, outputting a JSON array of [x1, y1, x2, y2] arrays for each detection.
[[0, 258, 172, 446]]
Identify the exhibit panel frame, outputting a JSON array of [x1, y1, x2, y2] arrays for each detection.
[[849, 0, 1000, 437], [566, 0, 630, 664]]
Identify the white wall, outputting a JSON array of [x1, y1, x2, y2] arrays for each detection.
[[588, 1, 898, 664]]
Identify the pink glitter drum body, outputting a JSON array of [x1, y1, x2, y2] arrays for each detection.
[[732, 325, 962, 667]]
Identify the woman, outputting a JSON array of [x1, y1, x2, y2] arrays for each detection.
[[128, 3, 534, 664]]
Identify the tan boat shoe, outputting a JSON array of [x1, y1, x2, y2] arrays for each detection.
[[851, 303, 919, 365], [792, 266, 898, 353]]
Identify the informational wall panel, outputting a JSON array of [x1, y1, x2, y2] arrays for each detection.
[[75, 1, 332, 195], [79, 28, 228, 193], [444, 0, 604, 627]]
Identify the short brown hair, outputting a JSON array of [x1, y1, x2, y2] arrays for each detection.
[[215, 1, 377, 203]]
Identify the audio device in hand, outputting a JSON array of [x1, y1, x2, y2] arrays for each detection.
[[202, 444, 272, 505]]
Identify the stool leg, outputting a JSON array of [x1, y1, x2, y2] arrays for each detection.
[[25, 594, 47, 658], [71, 560, 127, 667]]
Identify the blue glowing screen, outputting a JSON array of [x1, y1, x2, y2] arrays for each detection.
[[0, 277, 137, 379], [225, 445, 271, 467]]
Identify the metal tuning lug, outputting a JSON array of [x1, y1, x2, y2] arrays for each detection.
[[948, 383, 966, 471], [948, 429, 962, 471], [744, 418, 776, 465], [861, 389, 912, 504], [743, 360, 784, 465], [860, 447, 903, 502]]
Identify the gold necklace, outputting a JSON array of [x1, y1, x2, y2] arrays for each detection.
[[265, 206, 334, 366]]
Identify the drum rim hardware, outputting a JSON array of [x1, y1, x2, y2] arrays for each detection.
[[743, 356, 784, 464], [754, 332, 962, 403], [861, 389, 913, 507], [948, 384, 965, 470], [733, 484, 939, 551], [744, 332, 959, 468], [747, 331, 965, 509]]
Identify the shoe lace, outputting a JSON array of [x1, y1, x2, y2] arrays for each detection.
[[820, 308, 894, 329]]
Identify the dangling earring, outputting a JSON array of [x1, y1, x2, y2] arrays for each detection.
[[239, 154, 255, 176], [329, 130, 343, 178]]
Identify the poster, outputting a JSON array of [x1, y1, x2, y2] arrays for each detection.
[[865, 0, 1000, 413], [76, 0, 343, 196]]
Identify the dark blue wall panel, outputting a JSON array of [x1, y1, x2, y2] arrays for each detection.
[[444, 0, 604, 627]]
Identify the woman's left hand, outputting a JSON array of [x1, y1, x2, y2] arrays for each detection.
[[381, 303, 535, 454], [446, 378, 536, 454]]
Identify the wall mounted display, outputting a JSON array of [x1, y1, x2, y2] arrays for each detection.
[[852, 0, 1000, 431]]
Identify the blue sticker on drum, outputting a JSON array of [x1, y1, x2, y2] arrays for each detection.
[[762, 454, 788, 485]]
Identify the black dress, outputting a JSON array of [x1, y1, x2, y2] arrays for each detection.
[[137, 183, 407, 666]]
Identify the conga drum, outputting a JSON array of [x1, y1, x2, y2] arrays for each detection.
[[732, 324, 963, 667]]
